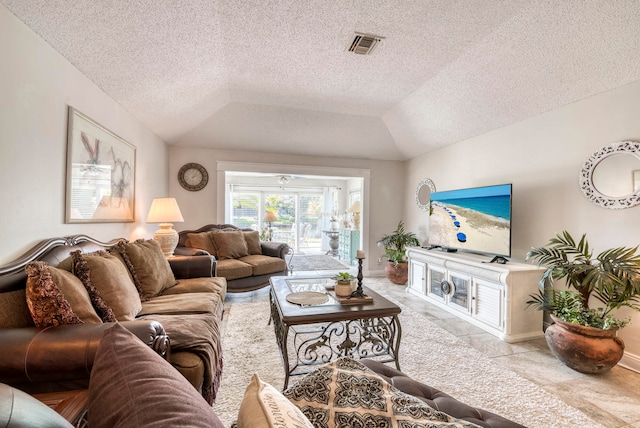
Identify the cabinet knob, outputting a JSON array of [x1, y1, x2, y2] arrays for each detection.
[[440, 280, 452, 295]]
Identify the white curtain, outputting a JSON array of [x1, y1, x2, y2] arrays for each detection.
[[320, 187, 334, 252]]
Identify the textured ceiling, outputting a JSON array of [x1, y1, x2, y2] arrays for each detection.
[[3, 0, 640, 160]]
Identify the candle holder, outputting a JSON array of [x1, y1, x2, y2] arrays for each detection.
[[350, 257, 366, 298]]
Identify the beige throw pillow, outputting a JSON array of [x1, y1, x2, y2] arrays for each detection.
[[211, 230, 249, 259], [237, 373, 313, 428], [243, 230, 262, 255]]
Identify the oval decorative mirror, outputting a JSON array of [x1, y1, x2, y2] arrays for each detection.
[[579, 141, 640, 209], [416, 178, 436, 211]]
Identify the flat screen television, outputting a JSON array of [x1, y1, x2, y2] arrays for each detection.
[[428, 183, 512, 258]]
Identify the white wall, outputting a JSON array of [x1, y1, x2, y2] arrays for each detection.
[[168, 147, 405, 272], [0, 6, 169, 264], [404, 79, 640, 372]]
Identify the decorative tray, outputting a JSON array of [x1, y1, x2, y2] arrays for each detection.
[[286, 291, 329, 306]]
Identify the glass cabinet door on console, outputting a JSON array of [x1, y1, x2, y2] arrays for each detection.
[[427, 266, 447, 302], [449, 271, 471, 314]]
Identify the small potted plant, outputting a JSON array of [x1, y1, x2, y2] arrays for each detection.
[[332, 272, 355, 297], [526, 230, 640, 373], [377, 221, 421, 285]]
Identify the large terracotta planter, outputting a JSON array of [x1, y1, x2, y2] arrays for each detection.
[[545, 314, 625, 374], [385, 261, 408, 285]]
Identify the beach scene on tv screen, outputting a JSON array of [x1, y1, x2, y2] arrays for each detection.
[[429, 184, 511, 256]]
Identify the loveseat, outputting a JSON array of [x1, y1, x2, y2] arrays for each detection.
[[176, 224, 290, 293], [0, 234, 226, 405]]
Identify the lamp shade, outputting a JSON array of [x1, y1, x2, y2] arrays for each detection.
[[347, 200, 361, 213], [146, 198, 184, 223], [348, 200, 361, 230], [263, 212, 277, 223]]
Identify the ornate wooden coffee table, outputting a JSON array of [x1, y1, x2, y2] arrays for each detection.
[[269, 276, 402, 388]]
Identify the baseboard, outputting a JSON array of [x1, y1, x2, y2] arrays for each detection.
[[363, 269, 385, 277], [619, 351, 640, 374]]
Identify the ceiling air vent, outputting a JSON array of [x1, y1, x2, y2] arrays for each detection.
[[348, 32, 384, 55]]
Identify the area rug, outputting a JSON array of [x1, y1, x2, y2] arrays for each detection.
[[213, 288, 603, 428], [288, 254, 348, 271]]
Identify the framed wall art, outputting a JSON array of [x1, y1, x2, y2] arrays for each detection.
[[65, 107, 136, 223]]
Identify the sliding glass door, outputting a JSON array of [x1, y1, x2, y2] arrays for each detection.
[[229, 190, 324, 253]]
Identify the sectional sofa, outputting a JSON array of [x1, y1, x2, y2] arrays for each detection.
[[0, 235, 226, 404]]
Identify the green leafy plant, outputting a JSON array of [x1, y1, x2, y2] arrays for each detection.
[[526, 231, 640, 329], [377, 221, 421, 267], [332, 272, 355, 282]]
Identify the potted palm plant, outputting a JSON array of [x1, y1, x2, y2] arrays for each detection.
[[377, 221, 421, 285], [526, 231, 640, 373]]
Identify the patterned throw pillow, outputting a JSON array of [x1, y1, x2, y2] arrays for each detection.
[[237, 373, 313, 428], [25, 261, 84, 328], [284, 358, 480, 428], [26, 260, 102, 324]]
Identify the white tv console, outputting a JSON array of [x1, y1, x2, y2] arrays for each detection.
[[406, 247, 545, 343]]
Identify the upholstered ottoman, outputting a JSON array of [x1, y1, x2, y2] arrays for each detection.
[[361, 359, 525, 428]]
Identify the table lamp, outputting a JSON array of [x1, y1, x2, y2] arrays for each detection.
[[348, 200, 361, 229], [263, 211, 277, 241], [146, 198, 184, 257]]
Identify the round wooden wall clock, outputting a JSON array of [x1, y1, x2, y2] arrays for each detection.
[[178, 163, 209, 191]]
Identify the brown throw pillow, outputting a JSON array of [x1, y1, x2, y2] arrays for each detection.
[[71, 251, 117, 323], [84, 253, 142, 321], [88, 324, 224, 428], [47, 264, 102, 323], [211, 230, 250, 259], [119, 240, 177, 299], [25, 261, 84, 328], [185, 232, 218, 257], [243, 230, 262, 255]]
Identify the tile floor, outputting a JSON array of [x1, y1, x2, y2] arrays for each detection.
[[225, 272, 640, 428]]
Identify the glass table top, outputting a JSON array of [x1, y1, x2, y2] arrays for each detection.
[[284, 277, 341, 306]]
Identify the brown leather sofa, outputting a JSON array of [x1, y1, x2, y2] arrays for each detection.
[[362, 359, 525, 428], [175, 224, 290, 293], [0, 235, 225, 403]]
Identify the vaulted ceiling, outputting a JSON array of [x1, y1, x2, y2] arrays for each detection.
[[3, 1, 640, 160]]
